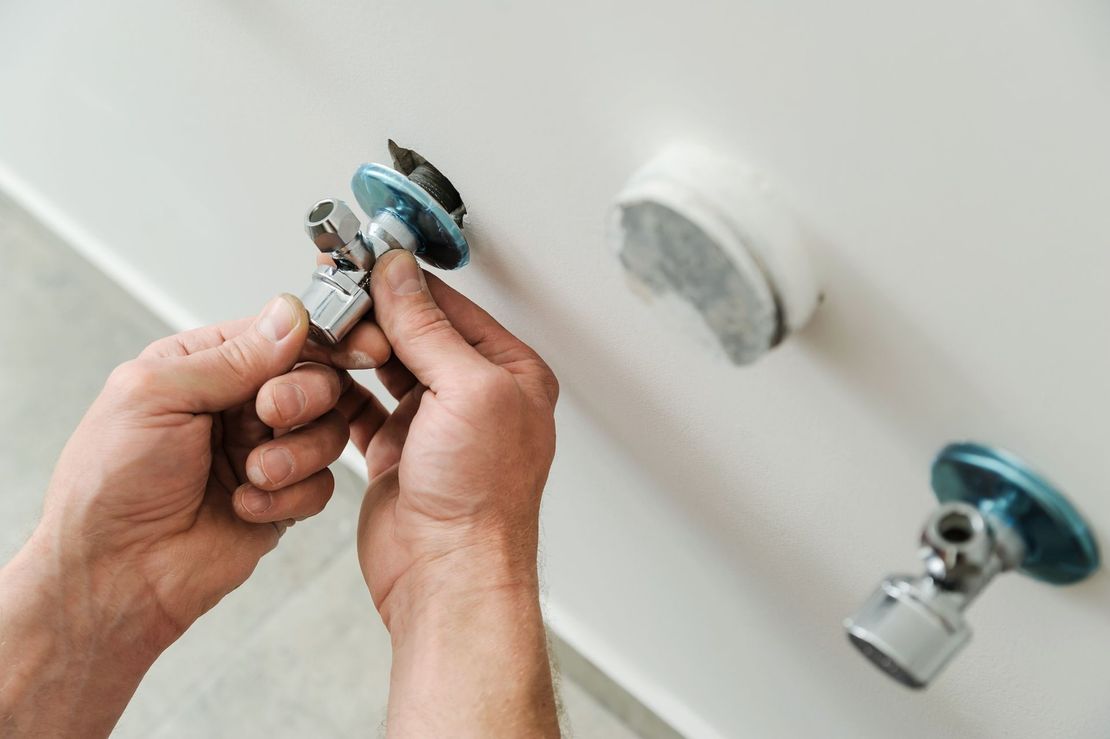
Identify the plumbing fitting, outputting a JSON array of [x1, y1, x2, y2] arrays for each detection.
[[845, 443, 1099, 689], [609, 144, 820, 365], [299, 156, 469, 345]]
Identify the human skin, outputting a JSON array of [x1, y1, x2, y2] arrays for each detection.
[[0, 294, 390, 736], [348, 250, 561, 737], [0, 254, 561, 737]]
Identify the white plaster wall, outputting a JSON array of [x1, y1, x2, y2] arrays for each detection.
[[2, 2, 1109, 736]]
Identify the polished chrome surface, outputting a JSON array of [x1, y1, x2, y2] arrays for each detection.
[[846, 502, 1025, 689], [846, 442, 1098, 689], [297, 159, 470, 346], [304, 198, 375, 271], [300, 265, 371, 345], [846, 575, 970, 689]]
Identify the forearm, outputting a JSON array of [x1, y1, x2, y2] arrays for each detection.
[[382, 547, 559, 738], [0, 530, 167, 737]]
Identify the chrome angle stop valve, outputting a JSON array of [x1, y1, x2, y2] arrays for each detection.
[[845, 443, 1099, 689], [299, 148, 469, 345]]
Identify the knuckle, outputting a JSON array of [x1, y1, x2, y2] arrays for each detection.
[[523, 353, 557, 385], [507, 348, 559, 406], [138, 336, 172, 358], [402, 303, 454, 343], [470, 365, 516, 397], [539, 364, 560, 404], [106, 359, 163, 399], [216, 337, 262, 384]]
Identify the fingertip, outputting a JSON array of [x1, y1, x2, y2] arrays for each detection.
[[257, 293, 308, 344], [281, 292, 308, 314], [246, 447, 294, 490], [233, 470, 335, 524], [246, 409, 348, 490], [330, 321, 392, 369], [270, 382, 308, 425], [373, 249, 426, 298], [234, 484, 274, 521]]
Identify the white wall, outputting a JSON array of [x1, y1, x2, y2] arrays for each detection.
[[3, 2, 1109, 736]]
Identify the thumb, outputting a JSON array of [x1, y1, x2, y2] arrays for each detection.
[[170, 294, 309, 413], [370, 250, 487, 390]]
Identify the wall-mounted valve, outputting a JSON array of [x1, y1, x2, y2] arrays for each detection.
[[299, 145, 469, 345], [845, 443, 1099, 689]]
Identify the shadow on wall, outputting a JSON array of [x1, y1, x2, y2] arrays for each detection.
[[797, 235, 1002, 454], [472, 226, 1005, 733]]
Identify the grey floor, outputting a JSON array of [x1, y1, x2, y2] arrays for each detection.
[[0, 191, 641, 738]]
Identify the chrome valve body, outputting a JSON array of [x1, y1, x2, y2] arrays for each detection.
[[297, 152, 470, 345], [845, 443, 1098, 689]]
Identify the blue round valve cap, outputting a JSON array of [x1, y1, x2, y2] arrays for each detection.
[[351, 163, 470, 270], [931, 443, 1099, 584]]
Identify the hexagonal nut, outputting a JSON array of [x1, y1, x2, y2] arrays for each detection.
[[920, 502, 993, 583], [305, 198, 361, 253]]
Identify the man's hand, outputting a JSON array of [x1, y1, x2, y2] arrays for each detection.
[[0, 294, 389, 737], [345, 250, 561, 737]]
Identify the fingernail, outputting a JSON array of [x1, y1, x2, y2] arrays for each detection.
[[258, 295, 299, 342], [242, 489, 273, 515], [258, 448, 294, 485], [383, 251, 424, 295], [248, 449, 293, 486], [272, 383, 306, 422]]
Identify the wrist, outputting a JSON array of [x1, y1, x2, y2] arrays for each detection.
[[5, 525, 175, 676], [379, 529, 541, 639], [380, 538, 559, 737], [0, 533, 169, 735], [26, 520, 184, 654]]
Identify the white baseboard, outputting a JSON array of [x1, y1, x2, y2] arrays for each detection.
[[0, 161, 202, 333]]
